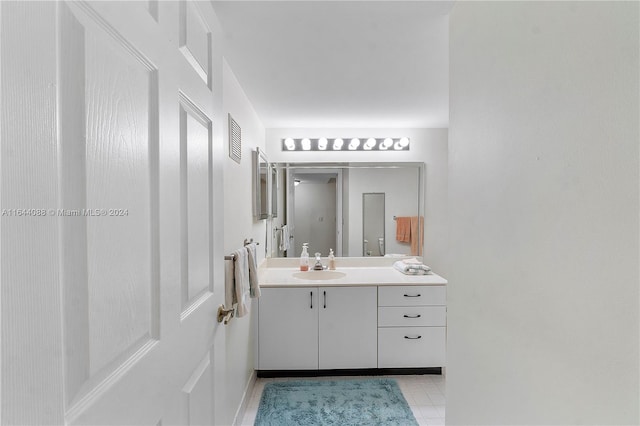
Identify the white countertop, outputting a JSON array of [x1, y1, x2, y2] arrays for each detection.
[[259, 266, 447, 288]]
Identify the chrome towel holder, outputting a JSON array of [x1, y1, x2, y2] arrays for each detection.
[[224, 239, 259, 260], [217, 305, 234, 324]]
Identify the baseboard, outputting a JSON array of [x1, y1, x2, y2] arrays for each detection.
[[232, 369, 257, 426], [256, 367, 442, 378]]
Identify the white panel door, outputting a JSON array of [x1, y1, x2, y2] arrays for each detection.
[[318, 286, 378, 369], [0, 1, 224, 424]]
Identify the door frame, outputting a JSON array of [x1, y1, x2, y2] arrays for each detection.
[[286, 167, 343, 257]]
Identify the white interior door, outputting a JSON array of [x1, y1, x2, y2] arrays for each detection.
[[0, 1, 224, 424], [288, 168, 343, 258]]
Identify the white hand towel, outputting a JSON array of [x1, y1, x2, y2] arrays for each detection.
[[246, 243, 261, 298], [280, 225, 290, 252], [233, 248, 250, 317], [393, 260, 432, 275]]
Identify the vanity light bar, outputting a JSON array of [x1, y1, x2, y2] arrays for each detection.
[[282, 137, 410, 152]]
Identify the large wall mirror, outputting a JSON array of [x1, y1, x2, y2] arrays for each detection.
[[269, 162, 425, 258]]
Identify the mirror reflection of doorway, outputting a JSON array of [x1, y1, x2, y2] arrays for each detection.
[[363, 193, 385, 256], [287, 169, 343, 257]]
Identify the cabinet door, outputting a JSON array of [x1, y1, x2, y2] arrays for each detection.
[[319, 286, 377, 369], [259, 287, 318, 370]]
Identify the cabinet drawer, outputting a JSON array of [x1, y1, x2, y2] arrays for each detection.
[[378, 327, 446, 368], [378, 306, 446, 327], [378, 285, 446, 306]]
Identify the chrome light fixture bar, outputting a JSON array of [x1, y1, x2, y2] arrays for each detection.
[[282, 137, 410, 151]]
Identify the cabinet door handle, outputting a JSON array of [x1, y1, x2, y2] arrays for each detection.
[[323, 291, 327, 309], [403, 314, 422, 318], [404, 294, 421, 298], [310, 291, 313, 309], [404, 335, 422, 340]]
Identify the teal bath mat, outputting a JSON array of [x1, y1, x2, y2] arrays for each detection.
[[254, 378, 418, 426]]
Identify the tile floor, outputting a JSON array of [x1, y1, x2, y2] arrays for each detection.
[[240, 374, 446, 426]]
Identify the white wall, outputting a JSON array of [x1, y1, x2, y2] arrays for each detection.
[[265, 128, 449, 273], [219, 59, 266, 425], [448, 2, 639, 424], [347, 168, 419, 256]]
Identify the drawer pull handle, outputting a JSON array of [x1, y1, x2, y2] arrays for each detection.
[[403, 314, 422, 318], [404, 335, 422, 340], [323, 291, 327, 309], [310, 291, 313, 309], [404, 294, 421, 297]]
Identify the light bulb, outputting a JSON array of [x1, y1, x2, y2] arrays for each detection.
[[393, 141, 404, 150], [349, 138, 360, 150], [382, 138, 393, 148], [317, 138, 328, 150], [284, 138, 295, 151], [301, 138, 311, 151], [364, 138, 376, 149], [399, 137, 409, 147], [333, 138, 344, 150]]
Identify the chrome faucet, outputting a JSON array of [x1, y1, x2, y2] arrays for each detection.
[[313, 252, 325, 270]]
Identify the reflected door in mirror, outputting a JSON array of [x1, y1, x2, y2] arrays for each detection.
[[363, 193, 385, 256]]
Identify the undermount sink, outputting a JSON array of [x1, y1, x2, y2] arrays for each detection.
[[292, 271, 347, 281]]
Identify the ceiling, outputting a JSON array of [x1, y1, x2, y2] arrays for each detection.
[[212, 1, 452, 129]]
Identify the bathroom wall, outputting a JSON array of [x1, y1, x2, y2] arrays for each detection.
[[448, 2, 639, 424], [346, 167, 419, 257], [265, 128, 449, 274], [220, 59, 266, 425]]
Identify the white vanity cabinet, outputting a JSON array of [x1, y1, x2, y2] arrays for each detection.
[[377, 285, 446, 368], [258, 286, 377, 370], [258, 287, 319, 370], [318, 286, 377, 369]]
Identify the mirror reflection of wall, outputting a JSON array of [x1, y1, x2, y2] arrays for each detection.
[[271, 167, 278, 218], [260, 163, 268, 214], [253, 148, 271, 220], [271, 169, 288, 257], [363, 193, 385, 256], [270, 163, 424, 258], [347, 167, 420, 256]]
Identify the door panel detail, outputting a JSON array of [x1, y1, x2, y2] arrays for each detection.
[[179, 93, 213, 315], [179, 1, 211, 88], [181, 352, 214, 425], [58, 1, 161, 412]]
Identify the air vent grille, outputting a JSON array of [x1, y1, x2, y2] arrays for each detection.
[[229, 114, 241, 164]]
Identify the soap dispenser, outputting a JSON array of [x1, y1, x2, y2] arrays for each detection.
[[300, 243, 309, 271], [328, 248, 336, 270]]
